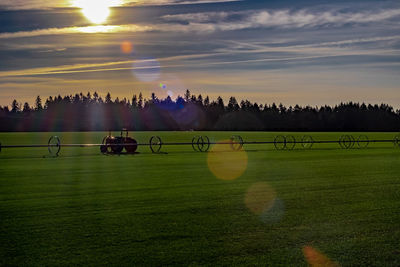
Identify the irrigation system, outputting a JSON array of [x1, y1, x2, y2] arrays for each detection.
[[0, 131, 399, 157]]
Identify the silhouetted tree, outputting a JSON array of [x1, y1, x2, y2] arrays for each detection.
[[228, 97, 239, 112], [23, 102, 31, 113], [184, 89, 191, 102], [138, 92, 143, 109], [1, 91, 399, 131], [105, 93, 112, 104], [35, 96, 43, 110], [93, 91, 99, 102], [204, 96, 210, 107], [197, 94, 203, 106], [11, 100, 20, 113], [132, 94, 137, 108]]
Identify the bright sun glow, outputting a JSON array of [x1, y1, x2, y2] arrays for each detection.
[[73, 0, 122, 24]]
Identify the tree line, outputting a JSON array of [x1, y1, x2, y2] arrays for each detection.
[[1, 90, 399, 131]]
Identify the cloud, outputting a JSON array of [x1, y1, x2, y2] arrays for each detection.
[[219, 36, 400, 55], [0, 0, 240, 10], [0, 0, 66, 10], [162, 8, 400, 31], [125, 0, 240, 6], [1, 7, 399, 39], [0, 25, 153, 39], [1, 45, 398, 78]]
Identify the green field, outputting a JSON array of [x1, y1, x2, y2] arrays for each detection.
[[0, 132, 399, 266]]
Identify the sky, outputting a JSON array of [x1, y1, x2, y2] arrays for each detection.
[[0, 0, 399, 108]]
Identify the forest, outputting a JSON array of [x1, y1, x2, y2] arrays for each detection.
[[1, 90, 399, 131]]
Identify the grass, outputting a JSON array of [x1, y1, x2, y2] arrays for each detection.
[[0, 131, 399, 266]]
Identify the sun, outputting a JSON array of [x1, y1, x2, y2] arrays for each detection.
[[73, 0, 122, 24]]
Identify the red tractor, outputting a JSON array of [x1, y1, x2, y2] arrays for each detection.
[[100, 129, 138, 154]]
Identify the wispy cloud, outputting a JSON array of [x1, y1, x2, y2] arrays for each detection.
[[125, 0, 240, 6], [0, 25, 152, 39], [1, 45, 398, 78], [0, 0, 66, 10], [1, 7, 399, 39], [220, 36, 400, 55], [162, 8, 400, 31], [0, 0, 240, 10]]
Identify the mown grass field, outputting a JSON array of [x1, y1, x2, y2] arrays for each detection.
[[0, 132, 399, 266]]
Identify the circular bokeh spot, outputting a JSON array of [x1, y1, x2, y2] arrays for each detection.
[[245, 182, 276, 215], [303, 246, 340, 267], [121, 41, 134, 54], [207, 140, 248, 180], [260, 198, 284, 223]]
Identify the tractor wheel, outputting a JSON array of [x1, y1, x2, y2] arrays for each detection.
[[100, 136, 109, 154], [110, 137, 124, 154], [124, 138, 138, 153]]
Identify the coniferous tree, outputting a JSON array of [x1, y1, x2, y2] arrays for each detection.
[[93, 91, 99, 103], [228, 97, 239, 112], [23, 102, 31, 113], [105, 93, 112, 104], [35, 96, 43, 110], [217, 96, 224, 109], [204, 96, 210, 107], [184, 89, 191, 102], [197, 94, 203, 106], [11, 100, 20, 113], [138, 92, 143, 109], [132, 94, 137, 108], [1, 91, 400, 131]]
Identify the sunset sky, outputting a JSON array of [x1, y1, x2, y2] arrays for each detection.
[[0, 0, 399, 107]]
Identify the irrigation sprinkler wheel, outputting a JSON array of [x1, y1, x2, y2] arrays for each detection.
[[197, 136, 210, 152], [196, 136, 204, 152], [357, 135, 369, 148], [192, 136, 200, 152], [149, 136, 162, 153], [230, 135, 244, 151], [48, 136, 61, 157], [274, 135, 286, 150], [301, 135, 314, 149], [341, 135, 353, 149], [285, 135, 296, 150], [349, 135, 355, 148], [202, 136, 210, 152], [393, 134, 400, 148], [338, 135, 345, 149]]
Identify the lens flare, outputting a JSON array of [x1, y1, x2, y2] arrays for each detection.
[[158, 73, 186, 100], [303, 246, 340, 267], [260, 198, 284, 223], [121, 41, 134, 54], [245, 182, 276, 215], [172, 103, 205, 129], [207, 140, 248, 180]]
